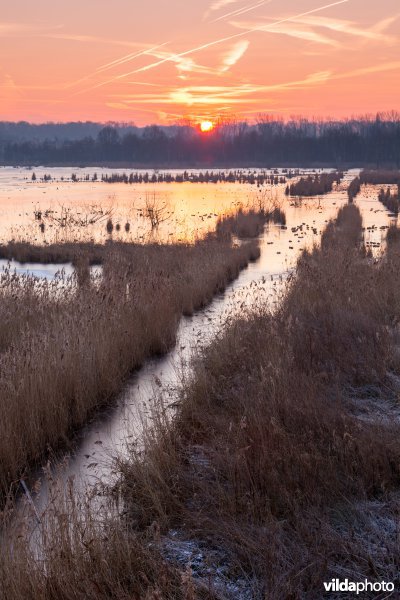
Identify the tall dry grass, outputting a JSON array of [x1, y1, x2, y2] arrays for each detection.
[[215, 206, 286, 239], [0, 240, 104, 265], [0, 215, 261, 504], [114, 204, 400, 596], [3, 205, 400, 598]]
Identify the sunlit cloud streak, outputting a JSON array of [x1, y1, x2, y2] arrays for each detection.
[[332, 60, 400, 80], [143, 49, 221, 75], [107, 60, 400, 113], [220, 40, 250, 71], [231, 20, 341, 46], [109, 72, 333, 107], [231, 12, 400, 48], [294, 13, 400, 43], [204, 0, 242, 20], [0, 22, 62, 35]]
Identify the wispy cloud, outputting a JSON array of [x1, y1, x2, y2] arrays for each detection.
[[231, 19, 341, 46], [332, 60, 400, 80], [220, 40, 250, 71], [204, 0, 242, 20], [291, 13, 400, 44], [231, 12, 400, 48], [73, 35, 250, 96], [0, 22, 62, 35], [105, 59, 400, 115], [144, 49, 220, 75], [108, 72, 332, 108]]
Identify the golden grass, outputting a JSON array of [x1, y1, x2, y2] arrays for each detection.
[[3, 204, 400, 598], [0, 217, 261, 504], [114, 204, 400, 595]]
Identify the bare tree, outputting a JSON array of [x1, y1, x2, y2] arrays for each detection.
[[143, 192, 173, 229]]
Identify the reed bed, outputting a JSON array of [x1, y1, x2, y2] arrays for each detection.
[[215, 205, 286, 239], [285, 171, 343, 197], [0, 240, 105, 265], [3, 205, 400, 598], [360, 169, 400, 185], [0, 214, 262, 504]]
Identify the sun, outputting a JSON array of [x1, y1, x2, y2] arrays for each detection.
[[200, 120, 214, 133]]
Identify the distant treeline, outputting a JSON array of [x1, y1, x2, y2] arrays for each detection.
[[1, 114, 400, 167]]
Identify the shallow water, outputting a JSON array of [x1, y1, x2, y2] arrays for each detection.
[[13, 169, 396, 524], [11, 172, 390, 510], [0, 165, 337, 245]]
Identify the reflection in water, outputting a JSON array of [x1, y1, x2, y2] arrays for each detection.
[[0, 260, 102, 281], [0, 166, 336, 245]]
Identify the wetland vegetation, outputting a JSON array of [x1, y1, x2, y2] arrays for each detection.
[[285, 171, 343, 197], [0, 209, 263, 505], [1, 168, 400, 599], [2, 201, 400, 598]]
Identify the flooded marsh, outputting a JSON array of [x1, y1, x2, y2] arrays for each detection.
[[1, 166, 400, 599]]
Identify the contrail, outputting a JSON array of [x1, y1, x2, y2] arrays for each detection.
[[72, 0, 348, 95], [68, 42, 170, 94], [121, 0, 349, 76], [96, 42, 171, 73], [212, 0, 271, 23]]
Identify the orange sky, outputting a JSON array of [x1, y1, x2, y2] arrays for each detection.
[[0, 0, 399, 124]]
